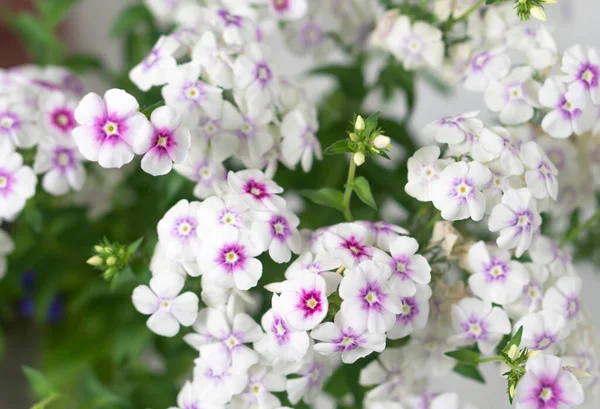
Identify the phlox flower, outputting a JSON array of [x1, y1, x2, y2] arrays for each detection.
[[449, 297, 511, 355], [0, 96, 38, 150], [144, 0, 183, 25], [268, 0, 307, 21], [463, 49, 511, 92], [479, 127, 524, 176], [130, 35, 179, 92], [387, 284, 432, 340], [542, 276, 583, 326], [446, 129, 497, 164], [322, 223, 387, 269], [0, 150, 37, 222], [230, 364, 287, 409], [73, 89, 152, 168], [174, 145, 227, 199], [197, 225, 263, 290], [430, 161, 492, 222], [227, 170, 286, 212], [234, 43, 277, 109], [133, 105, 191, 176], [423, 111, 483, 145], [520, 141, 559, 201], [539, 78, 590, 139], [190, 308, 262, 370], [33, 134, 85, 196], [402, 325, 455, 377], [38, 91, 77, 138], [252, 210, 302, 263], [162, 63, 223, 125], [339, 260, 402, 333], [0, 229, 14, 279], [193, 101, 242, 162], [504, 263, 549, 320], [528, 236, 575, 277], [386, 16, 444, 70], [485, 67, 540, 125], [157, 199, 202, 267], [516, 310, 569, 352], [183, 308, 217, 351], [132, 272, 199, 337], [405, 145, 449, 202], [168, 381, 225, 409], [208, 7, 257, 46], [489, 188, 541, 257], [256, 295, 309, 362], [360, 221, 409, 253], [280, 108, 322, 173], [197, 194, 250, 232], [561, 44, 600, 105], [467, 241, 529, 305], [284, 252, 342, 296], [276, 274, 328, 331], [311, 311, 386, 364], [231, 96, 275, 165], [386, 236, 431, 297], [193, 352, 248, 406], [191, 31, 234, 89], [482, 163, 519, 213], [359, 348, 413, 402], [286, 353, 334, 405], [283, 15, 337, 59], [200, 275, 259, 319], [514, 354, 584, 409]]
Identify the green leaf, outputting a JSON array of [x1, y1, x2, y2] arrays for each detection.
[[37, 0, 78, 26], [63, 54, 104, 74], [353, 177, 377, 210], [377, 64, 415, 115], [23, 367, 56, 399], [8, 13, 62, 64], [453, 363, 485, 383], [23, 205, 43, 234], [503, 326, 524, 352], [324, 140, 353, 155], [363, 112, 380, 137], [111, 4, 154, 37], [113, 324, 152, 364], [309, 64, 366, 100], [300, 188, 345, 212], [445, 348, 481, 366], [126, 237, 144, 257], [31, 392, 60, 409]]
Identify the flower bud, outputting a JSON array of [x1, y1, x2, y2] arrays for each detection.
[[507, 344, 520, 360], [87, 256, 103, 266], [353, 152, 365, 166], [105, 256, 117, 266], [563, 366, 591, 380], [94, 245, 103, 252], [355, 115, 365, 131], [530, 6, 546, 21], [349, 132, 359, 141], [372, 135, 391, 149], [264, 282, 283, 293], [509, 384, 516, 399], [528, 350, 542, 358]]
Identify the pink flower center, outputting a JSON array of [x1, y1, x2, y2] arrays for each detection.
[[217, 243, 247, 273], [296, 288, 323, 318], [243, 179, 269, 200], [51, 108, 75, 133]]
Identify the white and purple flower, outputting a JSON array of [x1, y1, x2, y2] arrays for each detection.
[[0, 150, 37, 222], [227, 169, 286, 212], [561, 44, 600, 105], [485, 67, 540, 125], [33, 135, 85, 196], [252, 210, 302, 264], [276, 274, 328, 331], [520, 141, 559, 201], [386, 236, 431, 297], [130, 35, 179, 92]]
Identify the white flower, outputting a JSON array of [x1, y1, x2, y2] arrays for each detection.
[[526, 26, 558, 71], [193, 352, 248, 405], [130, 35, 179, 92], [197, 225, 263, 290], [405, 145, 448, 202], [386, 16, 444, 70], [191, 31, 234, 89], [542, 276, 583, 326], [520, 141, 559, 200], [190, 308, 262, 370], [133, 105, 191, 176], [322, 222, 388, 269], [197, 194, 250, 232], [403, 325, 455, 377], [284, 252, 342, 296], [516, 310, 569, 352], [539, 78, 590, 139], [38, 91, 77, 138], [132, 272, 199, 337], [387, 284, 432, 340], [230, 364, 287, 409], [339, 260, 402, 333], [311, 311, 386, 364], [168, 381, 225, 409], [528, 236, 575, 277], [231, 96, 275, 165], [162, 63, 223, 125], [73, 89, 153, 168], [193, 101, 242, 163], [276, 274, 328, 331], [488, 188, 541, 257], [504, 263, 549, 320], [423, 111, 483, 145], [467, 241, 529, 305], [286, 353, 334, 405], [386, 236, 431, 297], [157, 199, 201, 266], [0, 229, 15, 279], [234, 43, 277, 110], [479, 127, 524, 176], [561, 44, 600, 105], [200, 276, 258, 319], [208, 7, 257, 46], [360, 221, 409, 253], [514, 354, 584, 409], [0, 96, 38, 150], [430, 161, 491, 222], [485, 67, 540, 125], [359, 348, 413, 401], [280, 108, 322, 173], [449, 297, 511, 355], [463, 49, 511, 92], [252, 210, 302, 263], [228, 170, 286, 212], [33, 134, 85, 196], [268, 0, 307, 21], [174, 145, 227, 199], [0, 150, 37, 222]]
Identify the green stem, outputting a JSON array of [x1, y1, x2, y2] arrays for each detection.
[[342, 159, 357, 222], [454, 0, 485, 21], [479, 356, 504, 364], [561, 209, 600, 246]]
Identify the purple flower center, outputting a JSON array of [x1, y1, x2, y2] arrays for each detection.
[[565, 296, 580, 319], [450, 177, 475, 203], [254, 61, 273, 88], [471, 51, 490, 71], [557, 95, 582, 121], [216, 243, 247, 273], [537, 161, 553, 179], [50, 108, 75, 133], [0, 169, 13, 197], [271, 315, 289, 345], [333, 328, 365, 352], [172, 217, 197, 240], [397, 296, 419, 324], [152, 129, 175, 155], [512, 209, 534, 233], [359, 280, 385, 312], [403, 35, 424, 55], [217, 208, 241, 227], [0, 112, 19, 132], [534, 333, 557, 350], [199, 116, 221, 139], [461, 315, 488, 341], [270, 215, 290, 242], [531, 378, 564, 409], [217, 9, 242, 26], [341, 236, 371, 262], [52, 147, 76, 171], [236, 119, 257, 141], [143, 48, 161, 70], [483, 257, 510, 282], [243, 179, 270, 200], [183, 81, 206, 102], [304, 362, 325, 387], [577, 62, 599, 89], [296, 288, 324, 318], [391, 254, 412, 280], [299, 22, 324, 47], [272, 0, 290, 11]]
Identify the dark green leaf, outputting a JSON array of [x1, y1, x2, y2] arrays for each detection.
[[445, 348, 481, 366], [8, 13, 62, 64], [37, 0, 78, 26], [111, 4, 154, 37], [23, 205, 44, 234], [31, 393, 60, 409], [363, 112, 380, 137], [453, 363, 485, 383], [309, 64, 366, 100], [300, 188, 345, 212], [377, 64, 415, 116], [353, 177, 377, 210], [23, 367, 56, 399], [112, 325, 152, 364], [387, 336, 410, 348], [503, 326, 524, 352], [324, 140, 353, 155], [126, 237, 144, 257], [63, 54, 104, 74]]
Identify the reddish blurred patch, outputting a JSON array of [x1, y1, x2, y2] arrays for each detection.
[[0, 0, 36, 67]]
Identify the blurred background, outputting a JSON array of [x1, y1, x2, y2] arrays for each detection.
[[1, 0, 599, 408]]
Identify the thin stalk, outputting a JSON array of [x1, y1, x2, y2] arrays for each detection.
[[561, 209, 600, 246], [342, 159, 357, 222]]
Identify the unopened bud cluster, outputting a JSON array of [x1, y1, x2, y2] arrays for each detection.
[[87, 237, 140, 281], [350, 113, 392, 167], [515, 0, 555, 21]]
